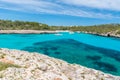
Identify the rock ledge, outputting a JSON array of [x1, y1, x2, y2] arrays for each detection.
[[0, 48, 119, 80]]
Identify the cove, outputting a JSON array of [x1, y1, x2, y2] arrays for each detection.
[[0, 32, 120, 76]]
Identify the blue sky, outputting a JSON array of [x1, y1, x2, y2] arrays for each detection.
[[0, 0, 120, 26]]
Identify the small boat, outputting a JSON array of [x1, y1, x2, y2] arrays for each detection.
[[77, 31, 80, 33], [69, 31, 74, 34], [54, 33, 63, 36]]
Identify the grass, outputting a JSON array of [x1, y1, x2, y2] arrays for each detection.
[[0, 52, 21, 71], [117, 30, 120, 34], [0, 62, 21, 71]]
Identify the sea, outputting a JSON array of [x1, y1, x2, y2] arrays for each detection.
[[0, 32, 120, 76]]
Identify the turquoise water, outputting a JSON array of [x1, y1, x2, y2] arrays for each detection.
[[0, 32, 120, 76]]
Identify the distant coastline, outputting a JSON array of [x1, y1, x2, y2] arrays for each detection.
[[0, 19, 120, 38]]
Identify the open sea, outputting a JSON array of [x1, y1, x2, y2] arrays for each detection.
[[0, 32, 120, 76]]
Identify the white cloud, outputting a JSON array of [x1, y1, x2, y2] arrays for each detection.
[[0, 0, 119, 19], [0, 0, 62, 10], [59, 0, 120, 11]]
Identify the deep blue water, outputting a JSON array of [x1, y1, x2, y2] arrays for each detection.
[[0, 32, 120, 76]]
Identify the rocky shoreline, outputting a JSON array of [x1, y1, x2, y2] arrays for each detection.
[[77, 31, 120, 38], [0, 48, 119, 80]]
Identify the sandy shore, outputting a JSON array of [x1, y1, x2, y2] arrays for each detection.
[[0, 30, 67, 34]]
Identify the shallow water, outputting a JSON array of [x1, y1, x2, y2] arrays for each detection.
[[0, 32, 120, 75]]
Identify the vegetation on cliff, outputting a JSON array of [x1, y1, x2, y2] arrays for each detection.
[[69, 24, 120, 34], [0, 20, 49, 30]]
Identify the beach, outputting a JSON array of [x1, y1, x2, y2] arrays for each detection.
[[0, 30, 65, 34]]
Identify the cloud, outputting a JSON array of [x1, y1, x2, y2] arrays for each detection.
[[59, 0, 120, 11], [0, 0, 119, 19], [0, 0, 63, 13]]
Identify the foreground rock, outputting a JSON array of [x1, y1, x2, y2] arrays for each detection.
[[0, 48, 119, 80]]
